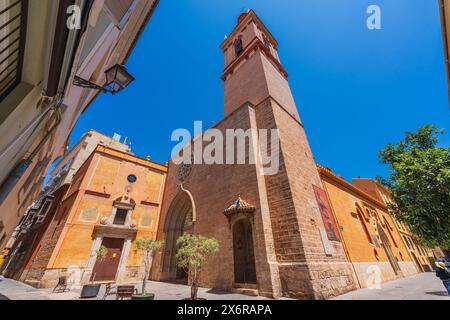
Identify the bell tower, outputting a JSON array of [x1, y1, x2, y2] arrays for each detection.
[[154, 10, 357, 300], [219, 11, 357, 299], [221, 11, 300, 122]]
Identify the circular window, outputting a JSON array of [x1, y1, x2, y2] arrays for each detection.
[[127, 175, 137, 183]]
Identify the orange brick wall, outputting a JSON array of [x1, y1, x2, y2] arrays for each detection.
[[320, 174, 411, 264], [22, 146, 167, 287], [50, 148, 166, 270]]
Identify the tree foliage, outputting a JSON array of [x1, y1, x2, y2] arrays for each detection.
[[176, 233, 219, 300], [135, 238, 164, 294], [96, 245, 108, 260], [378, 125, 450, 248]]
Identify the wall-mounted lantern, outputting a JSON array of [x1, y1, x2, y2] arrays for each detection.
[[73, 64, 135, 95]]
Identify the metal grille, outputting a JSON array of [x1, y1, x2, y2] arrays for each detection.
[[0, 0, 27, 102]]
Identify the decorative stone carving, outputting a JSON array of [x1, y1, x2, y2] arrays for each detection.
[[113, 196, 136, 211], [176, 163, 193, 185], [100, 216, 109, 225]]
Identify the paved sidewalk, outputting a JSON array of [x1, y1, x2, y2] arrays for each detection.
[[0, 276, 269, 300], [0, 276, 79, 300], [332, 272, 449, 300], [2, 272, 447, 300]]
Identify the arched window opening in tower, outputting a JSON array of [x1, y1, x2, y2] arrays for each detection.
[[234, 38, 243, 56]]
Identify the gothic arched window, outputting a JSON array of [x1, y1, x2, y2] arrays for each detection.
[[234, 38, 243, 56], [357, 209, 373, 244], [262, 34, 270, 50]]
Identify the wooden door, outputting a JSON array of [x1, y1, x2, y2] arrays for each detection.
[[91, 238, 124, 282], [233, 219, 257, 284]]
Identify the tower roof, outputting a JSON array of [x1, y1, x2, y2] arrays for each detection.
[[224, 196, 256, 214], [237, 12, 249, 24], [221, 9, 278, 50]]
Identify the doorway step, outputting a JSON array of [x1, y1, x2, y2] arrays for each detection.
[[231, 283, 259, 297]]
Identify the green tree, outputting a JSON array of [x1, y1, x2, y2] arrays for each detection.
[[378, 125, 450, 248], [135, 238, 164, 295], [176, 233, 219, 300]]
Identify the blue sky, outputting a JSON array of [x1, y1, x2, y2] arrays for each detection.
[[69, 0, 450, 181]]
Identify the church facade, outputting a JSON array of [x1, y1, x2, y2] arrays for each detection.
[[150, 10, 358, 299], [1, 10, 435, 300]]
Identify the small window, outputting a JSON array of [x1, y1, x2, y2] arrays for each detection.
[[127, 174, 137, 183], [357, 210, 373, 244], [113, 209, 128, 225], [234, 38, 243, 56], [262, 35, 270, 50], [403, 236, 411, 249], [0, 0, 26, 103]]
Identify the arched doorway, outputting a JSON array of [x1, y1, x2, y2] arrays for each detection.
[[232, 218, 257, 284], [160, 191, 193, 282]]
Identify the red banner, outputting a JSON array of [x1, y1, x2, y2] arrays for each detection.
[[313, 185, 340, 241]]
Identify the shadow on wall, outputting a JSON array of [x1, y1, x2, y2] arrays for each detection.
[[426, 291, 449, 297]]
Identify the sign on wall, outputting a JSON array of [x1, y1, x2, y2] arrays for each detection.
[[313, 185, 340, 242]]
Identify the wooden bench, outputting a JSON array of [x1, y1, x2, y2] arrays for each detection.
[[116, 285, 137, 300]]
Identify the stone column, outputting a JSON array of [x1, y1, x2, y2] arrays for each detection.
[[82, 236, 103, 283], [116, 238, 132, 283]]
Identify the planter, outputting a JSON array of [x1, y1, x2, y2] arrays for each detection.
[[80, 284, 101, 298], [131, 293, 155, 300]]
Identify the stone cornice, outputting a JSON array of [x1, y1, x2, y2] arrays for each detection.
[[93, 224, 137, 239], [95, 145, 168, 173], [317, 165, 388, 211], [221, 37, 288, 80]]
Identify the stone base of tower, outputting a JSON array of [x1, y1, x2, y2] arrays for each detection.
[[278, 262, 356, 300]]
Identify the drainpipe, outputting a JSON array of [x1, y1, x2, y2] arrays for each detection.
[[179, 184, 197, 232]]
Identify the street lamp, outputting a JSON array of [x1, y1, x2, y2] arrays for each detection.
[[73, 64, 135, 95]]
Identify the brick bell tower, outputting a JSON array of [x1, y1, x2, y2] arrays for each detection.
[[220, 11, 357, 299]]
